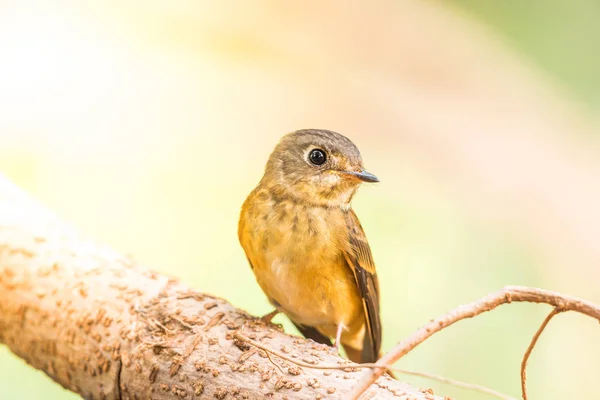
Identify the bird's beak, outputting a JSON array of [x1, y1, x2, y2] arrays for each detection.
[[342, 169, 380, 183]]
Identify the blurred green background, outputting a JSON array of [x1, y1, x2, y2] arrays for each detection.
[[1, 1, 599, 399]]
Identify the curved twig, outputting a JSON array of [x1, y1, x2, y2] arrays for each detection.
[[521, 308, 562, 400], [350, 286, 600, 399]]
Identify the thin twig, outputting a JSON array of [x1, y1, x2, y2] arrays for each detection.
[[396, 369, 516, 400], [234, 331, 514, 400], [350, 286, 600, 400], [234, 331, 374, 370], [521, 308, 562, 400], [263, 348, 286, 374]]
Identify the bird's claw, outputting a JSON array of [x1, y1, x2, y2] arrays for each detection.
[[259, 309, 280, 325]]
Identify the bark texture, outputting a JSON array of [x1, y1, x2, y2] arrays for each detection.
[[0, 175, 440, 400]]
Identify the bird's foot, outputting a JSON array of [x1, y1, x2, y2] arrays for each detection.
[[330, 323, 346, 356], [259, 309, 280, 325], [329, 346, 342, 357]]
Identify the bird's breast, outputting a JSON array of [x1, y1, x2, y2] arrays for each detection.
[[239, 191, 362, 328]]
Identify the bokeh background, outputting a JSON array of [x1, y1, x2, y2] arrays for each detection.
[[1, 1, 599, 399]]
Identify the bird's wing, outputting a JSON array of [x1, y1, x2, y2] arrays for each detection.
[[342, 209, 381, 363]]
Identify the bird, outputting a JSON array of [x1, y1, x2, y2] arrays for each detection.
[[238, 129, 382, 363]]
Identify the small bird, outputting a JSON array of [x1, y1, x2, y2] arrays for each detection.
[[238, 129, 382, 363]]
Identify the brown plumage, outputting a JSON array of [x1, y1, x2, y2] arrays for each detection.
[[238, 129, 382, 363]]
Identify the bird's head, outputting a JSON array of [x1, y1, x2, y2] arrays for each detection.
[[262, 129, 378, 207]]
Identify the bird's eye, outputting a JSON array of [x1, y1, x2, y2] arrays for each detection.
[[308, 148, 327, 166]]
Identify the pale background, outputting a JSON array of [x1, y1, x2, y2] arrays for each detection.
[[1, 1, 599, 399]]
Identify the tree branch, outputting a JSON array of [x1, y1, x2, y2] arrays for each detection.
[[0, 174, 439, 399]]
